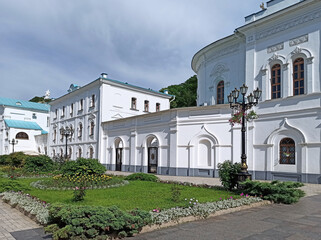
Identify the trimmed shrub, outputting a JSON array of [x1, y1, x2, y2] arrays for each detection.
[[125, 173, 159, 182], [45, 204, 151, 239], [0, 155, 10, 165], [240, 180, 305, 204], [218, 160, 241, 190], [61, 158, 106, 176], [24, 155, 55, 173]]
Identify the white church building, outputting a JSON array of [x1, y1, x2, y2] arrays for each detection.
[[100, 0, 321, 183], [0, 98, 50, 155]]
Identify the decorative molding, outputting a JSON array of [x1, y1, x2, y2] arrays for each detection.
[[291, 46, 302, 56], [261, 68, 267, 76], [207, 43, 240, 62], [289, 34, 308, 47], [268, 53, 285, 63], [307, 57, 314, 64], [267, 43, 284, 53], [256, 8, 321, 41], [282, 63, 289, 70]]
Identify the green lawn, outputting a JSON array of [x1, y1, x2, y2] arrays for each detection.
[[9, 178, 238, 211]]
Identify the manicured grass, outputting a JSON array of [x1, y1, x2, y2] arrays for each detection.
[[9, 178, 239, 211]]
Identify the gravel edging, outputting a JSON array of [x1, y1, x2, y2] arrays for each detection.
[[140, 200, 271, 234]]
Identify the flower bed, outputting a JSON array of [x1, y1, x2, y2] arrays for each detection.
[[0, 191, 49, 224], [30, 175, 128, 190], [150, 196, 262, 225]]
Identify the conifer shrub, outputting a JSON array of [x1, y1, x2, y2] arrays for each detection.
[[45, 204, 151, 239], [61, 158, 106, 176], [240, 180, 305, 204], [0, 154, 10, 165], [125, 173, 159, 182], [217, 160, 241, 190], [0, 178, 30, 192], [5, 152, 28, 167]]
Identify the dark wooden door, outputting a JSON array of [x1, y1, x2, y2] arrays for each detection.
[[148, 147, 158, 173], [116, 148, 122, 171]]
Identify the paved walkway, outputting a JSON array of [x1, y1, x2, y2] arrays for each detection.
[[0, 201, 46, 240], [131, 193, 321, 240], [0, 172, 321, 239]]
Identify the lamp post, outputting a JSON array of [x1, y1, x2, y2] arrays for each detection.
[[9, 138, 18, 153], [60, 126, 74, 159], [227, 84, 262, 183]]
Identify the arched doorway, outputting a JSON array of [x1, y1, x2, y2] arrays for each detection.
[[146, 136, 159, 173], [115, 138, 123, 171]]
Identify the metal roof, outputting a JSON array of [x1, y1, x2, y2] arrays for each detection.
[[4, 119, 43, 131], [0, 97, 50, 112]]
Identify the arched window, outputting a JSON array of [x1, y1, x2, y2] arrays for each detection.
[[60, 148, 63, 157], [78, 123, 83, 138], [89, 121, 94, 136], [293, 58, 304, 96], [16, 132, 29, 140], [68, 147, 72, 159], [52, 149, 56, 157], [53, 129, 57, 142], [217, 81, 224, 104], [271, 64, 281, 99], [78, 147, 82, 158], [280, 138, 295, 164], [89, 147, 94, 159]]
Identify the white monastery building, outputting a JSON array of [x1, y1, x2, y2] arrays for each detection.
[[48, 74, 172, 160], [0, 98, 49, 155], [101, 0, 321, 183]]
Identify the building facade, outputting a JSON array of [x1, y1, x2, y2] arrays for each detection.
[[0, 98, 49, 155], [48, 74, 172, 160], [102, 0, 321, 183]]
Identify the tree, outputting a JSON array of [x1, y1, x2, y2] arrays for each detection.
[[160, 75, 197, 108], [29, 96, 52, 103]]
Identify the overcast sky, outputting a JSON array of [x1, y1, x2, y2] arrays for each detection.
[[0, 0, 261, 100]]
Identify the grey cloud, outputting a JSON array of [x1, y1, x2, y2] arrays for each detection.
[[0, 0, 259, 100]]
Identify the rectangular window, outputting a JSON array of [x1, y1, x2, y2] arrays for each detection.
[[70, 103, 74, 116], [90, 94, 95, 108], [156, 103, 160, 112], [62, 106, 65, 117], [47, 117, 50, 127], [144, 100, 149, 112], [131, 98, 137, 110], [79, 99, 83, 111], [55, 109, 58, 119]]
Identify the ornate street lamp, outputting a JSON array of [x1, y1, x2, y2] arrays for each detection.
[[228, 84, 262, 183], [60, 126, 74, 159], [9, 138, 18, 153]]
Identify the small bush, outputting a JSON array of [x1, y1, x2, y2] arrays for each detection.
[[125, 173, 159, 182], [218, 160, 241, 190], [45, 204, 151, 239], [61, 158, 106, 176], [171, 184, 181, 202], [240, 180, 305, 204], [24, 155, 56, 173]]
